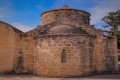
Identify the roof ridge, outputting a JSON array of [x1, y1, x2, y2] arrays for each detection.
[[0, 21, 23, 33]]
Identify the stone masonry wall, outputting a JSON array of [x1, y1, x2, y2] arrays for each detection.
[[19, 34, 35, 73], [35, 35, 94, 77], [94, 36, 119, 74], [103, 37, 118, 73], [0, 22, 22, 74], [42, 9, 90, 26]]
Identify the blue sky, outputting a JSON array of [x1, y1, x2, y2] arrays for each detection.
[[0, 0, 120, 32]]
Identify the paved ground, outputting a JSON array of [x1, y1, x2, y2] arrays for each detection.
[[0, 73, 120, 80]]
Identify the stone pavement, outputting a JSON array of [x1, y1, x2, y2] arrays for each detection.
[[0, 73, 120, 80]]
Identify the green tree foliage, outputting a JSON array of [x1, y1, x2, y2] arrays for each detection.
[[102, 10, 120, 48]]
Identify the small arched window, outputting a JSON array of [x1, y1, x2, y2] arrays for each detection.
[[61, 49, 66, 63]]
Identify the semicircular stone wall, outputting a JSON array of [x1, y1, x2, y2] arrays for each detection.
[[42, 9, 90, 26], [34, 35, 94, 77]]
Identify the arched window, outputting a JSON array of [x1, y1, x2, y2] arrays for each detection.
[[61, 49, 66, 63]]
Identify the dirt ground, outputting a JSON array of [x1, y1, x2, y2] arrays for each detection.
[[0, 73, 120, 80]]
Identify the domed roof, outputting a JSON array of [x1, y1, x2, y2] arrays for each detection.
[[45, 24, 88, 35], [41, 5, 91, 16], [0, 21, 22, 33]]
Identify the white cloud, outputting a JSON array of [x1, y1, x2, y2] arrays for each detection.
[[91, 0, 120, 25], [1, 0, 120, 31], [0, 8, 33, 32], [0, 8, 34, 32], [0, 1, 34, 32], [11, 23, 34, 32], [52, 0, 120, 26]]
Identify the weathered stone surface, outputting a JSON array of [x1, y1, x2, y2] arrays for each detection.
[[0, 21, 22, 74], [0, 6, 119, 77], [35, 35, 93, 77], [42, 6, 90, 26]]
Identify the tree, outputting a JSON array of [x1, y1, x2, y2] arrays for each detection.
[[102, 10, 120, 49]]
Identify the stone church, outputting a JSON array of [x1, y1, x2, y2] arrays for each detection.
[[0, 6, 119, 77]]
